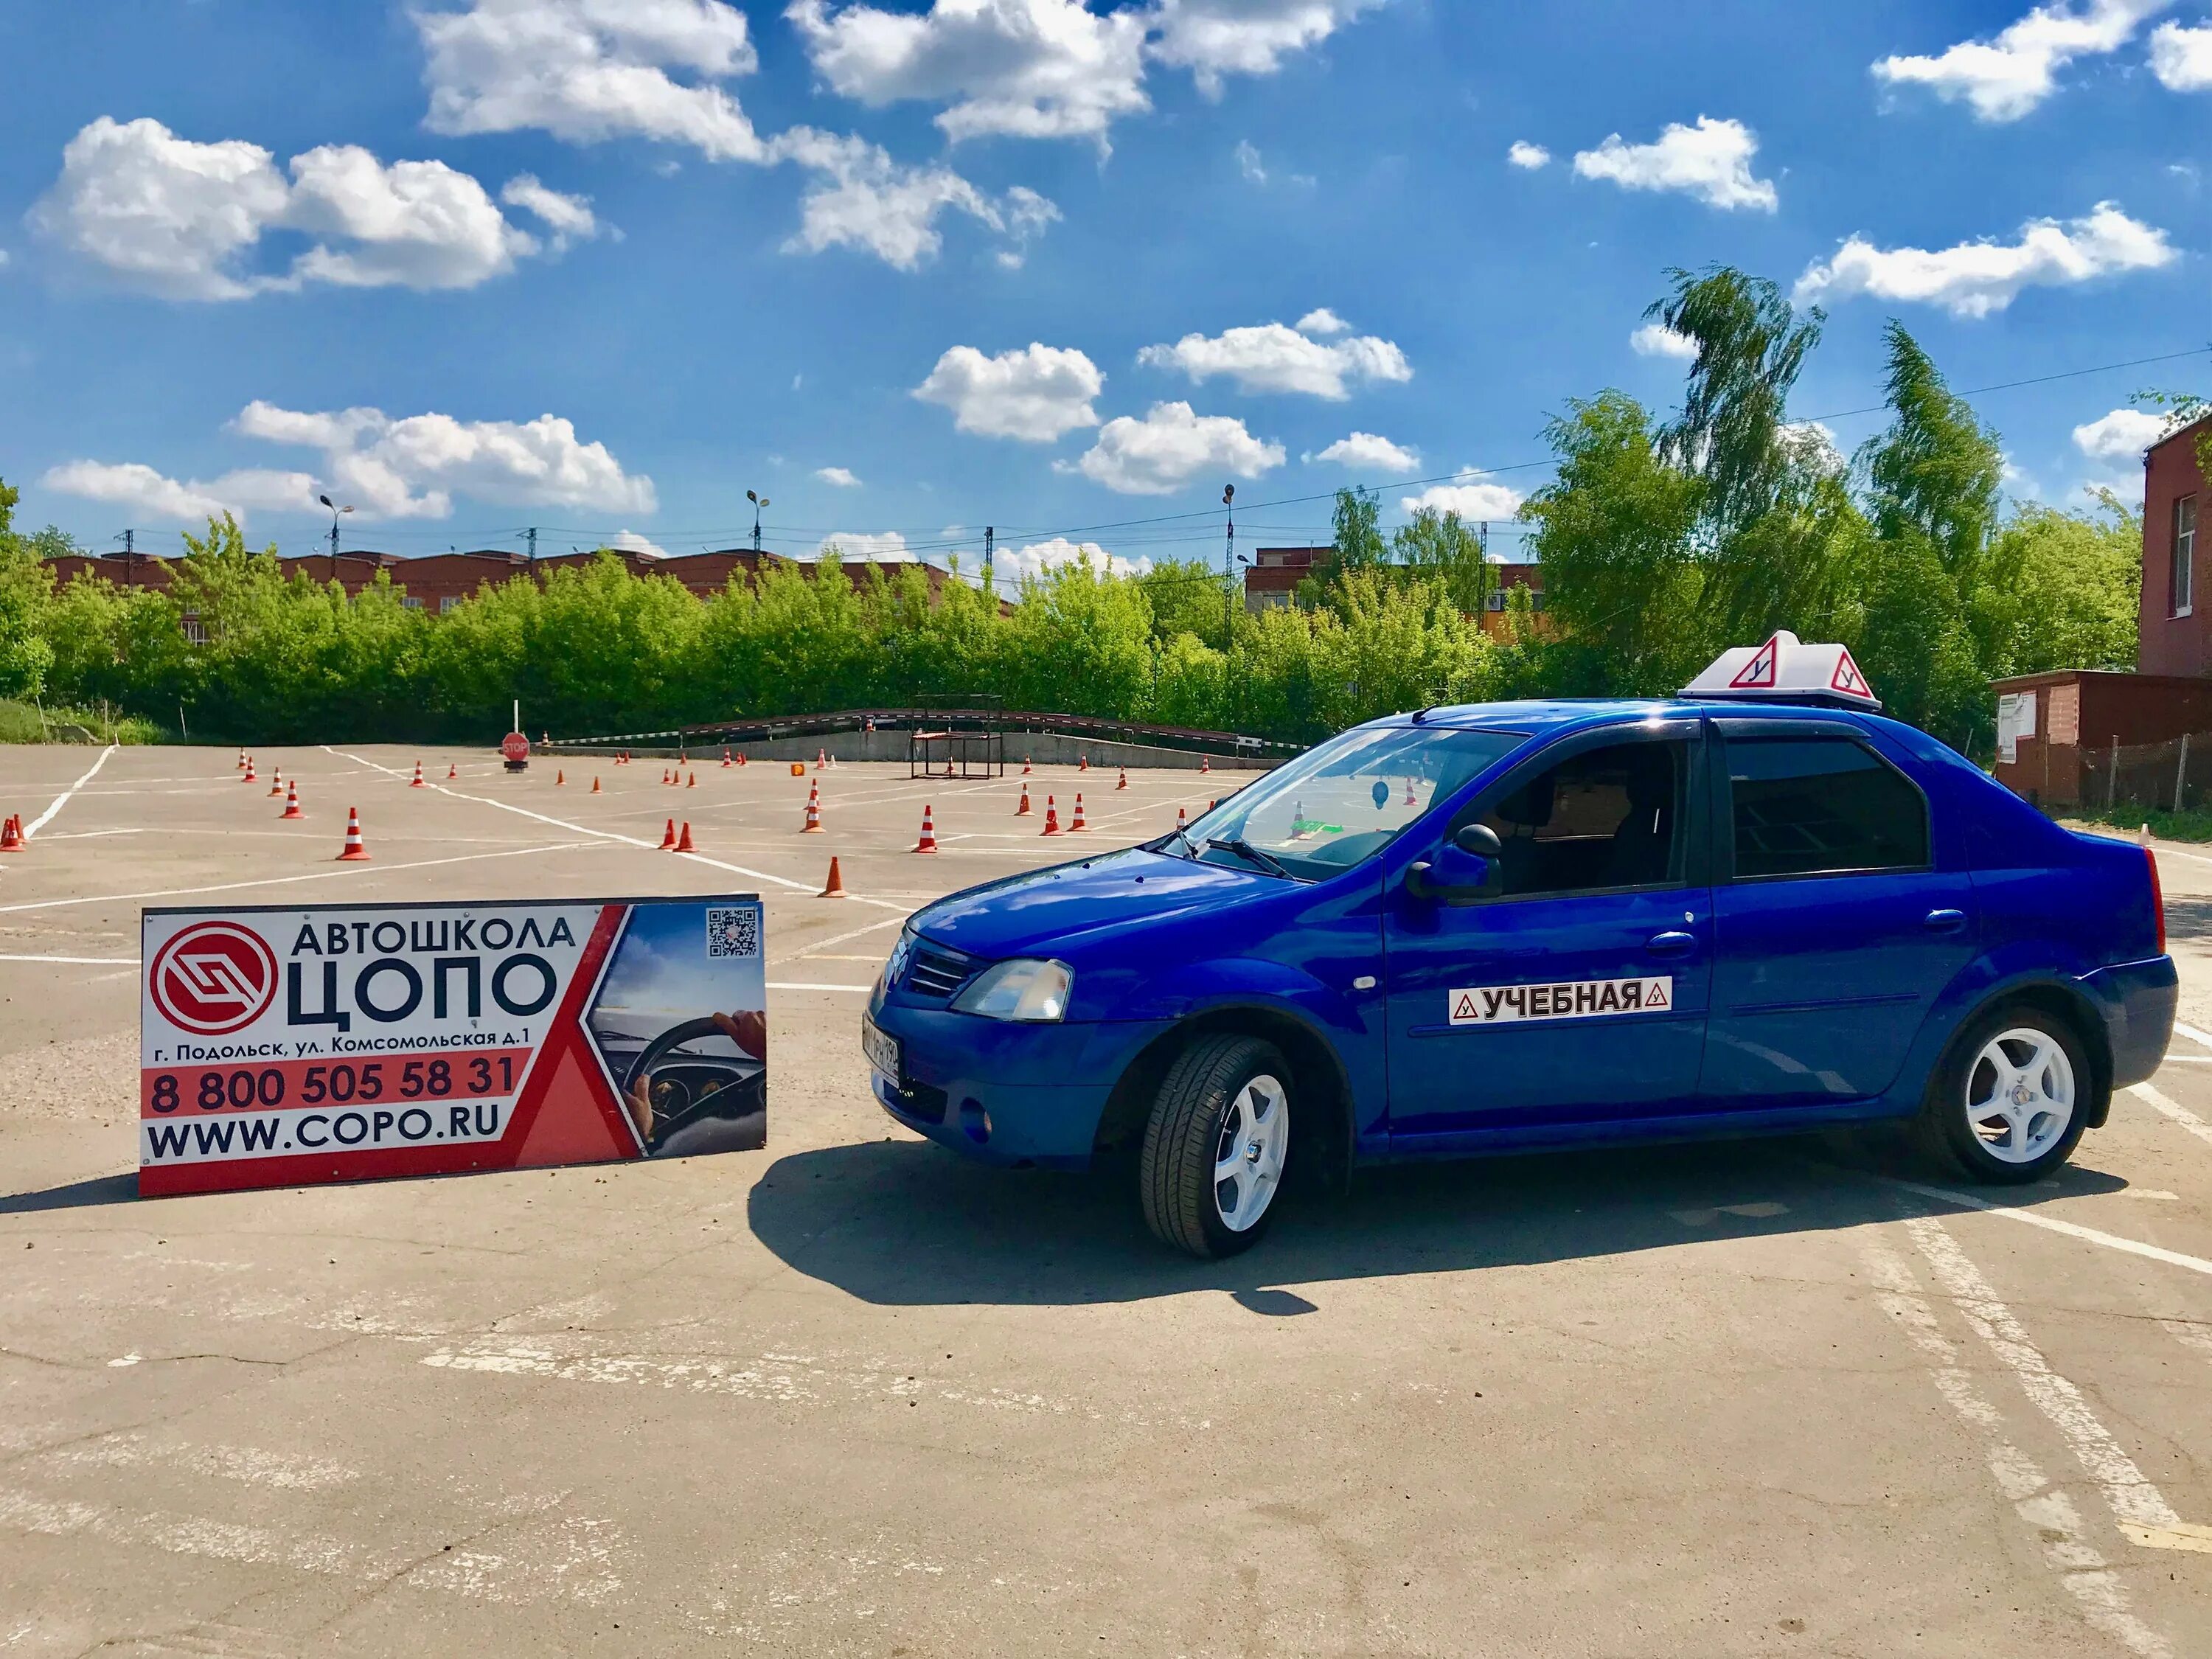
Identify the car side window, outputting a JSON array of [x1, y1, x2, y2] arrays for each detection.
[[1463, 740, 1688, 898], [1727, 737, 1928, 879]]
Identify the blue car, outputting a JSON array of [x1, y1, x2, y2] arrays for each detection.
[[862, 650, 2173, 1259]]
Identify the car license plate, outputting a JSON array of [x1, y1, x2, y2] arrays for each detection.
[[861, 1015, 901, 1082]]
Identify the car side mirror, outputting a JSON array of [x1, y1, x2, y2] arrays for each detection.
[[1455, 824, 1503, 859], [1408, 827, 1497, 905]]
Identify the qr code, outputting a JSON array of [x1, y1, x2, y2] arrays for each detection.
[[706, 906, 759, 959]]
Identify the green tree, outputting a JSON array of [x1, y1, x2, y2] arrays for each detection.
[[1858, 321, 2002, 580], [0, 477, 58, 700], [1391, 507, 1492, 616]]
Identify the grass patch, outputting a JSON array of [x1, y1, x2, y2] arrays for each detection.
[[2065, 802, 2212, 844], [0, 699, 167, 745]]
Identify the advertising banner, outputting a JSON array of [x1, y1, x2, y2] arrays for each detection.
[[139, 895, 766, 1197]]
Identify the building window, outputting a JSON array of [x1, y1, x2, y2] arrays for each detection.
[[440, 595, 465, 613], [402, 596, 424, 610], [180, 613, 208, 645], [2177, 495, 2199, 618]]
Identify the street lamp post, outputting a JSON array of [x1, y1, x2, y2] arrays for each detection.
[[747, 489, 770, 554], [319, 494, 354, 584]]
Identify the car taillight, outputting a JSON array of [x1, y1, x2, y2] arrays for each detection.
[[2146, 845, 2166, 955]]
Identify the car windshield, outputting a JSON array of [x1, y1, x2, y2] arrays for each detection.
[[1158, 723, 1526, 881]]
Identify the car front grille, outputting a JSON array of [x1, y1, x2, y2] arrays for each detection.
[[905, 942, 980, 999]]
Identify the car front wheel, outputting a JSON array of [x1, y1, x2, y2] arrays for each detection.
[[1914, 1004, 2090, 1183], [1139, 1034, 1291, 1258]]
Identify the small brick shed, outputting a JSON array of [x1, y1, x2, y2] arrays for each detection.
[[1988, 669, 2212, 807]]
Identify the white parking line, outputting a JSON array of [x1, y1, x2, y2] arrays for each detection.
[[767, 981, 872, 993], [2173, 1022, 2212, 1050], [2128, 1082, 2212, 1150], [325, 746, 911, 914], [21, 744, 117, 840], [0, 953, 139, 965], [0, 840, 597, 914], [1904, 1215, 2208, 1557], [1860, 1232, 2175, 1657], [770, 914, 905, 966], [1889, 1177, 2212, 1278]]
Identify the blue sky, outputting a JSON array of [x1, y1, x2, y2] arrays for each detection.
[[1, 0, 2207, 582]]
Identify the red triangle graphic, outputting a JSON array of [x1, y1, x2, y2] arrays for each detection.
[[1728, 635, 1779, 689], [1645, 979, 1669, 1008], [1830, 647, 1871, 697]]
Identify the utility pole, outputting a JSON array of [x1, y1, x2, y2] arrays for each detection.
[[319, 495, 352, 585], [747, 490, 768, 554], [116, 528, 134, 591], [983, 525, 995, 602], [1222, 485, 1236, 650], [526, 526, 538, 565]]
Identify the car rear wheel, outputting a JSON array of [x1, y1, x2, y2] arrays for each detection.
[[1913, 1004, 2089, 1183], [1139, 1034, 1291, 1258]]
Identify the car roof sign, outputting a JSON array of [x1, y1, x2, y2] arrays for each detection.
[[1680, 630, 1882, 712]]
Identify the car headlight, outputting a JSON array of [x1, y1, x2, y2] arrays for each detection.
[[950, 959, 1074, 1022]]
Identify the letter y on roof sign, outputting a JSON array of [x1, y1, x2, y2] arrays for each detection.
[[1681, 630, 1882, 711]]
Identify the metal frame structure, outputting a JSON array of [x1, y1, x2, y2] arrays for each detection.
[[910, 725, 1006, 780]]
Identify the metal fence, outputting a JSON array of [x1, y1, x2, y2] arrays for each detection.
[[2074, 731, 2212, 814]]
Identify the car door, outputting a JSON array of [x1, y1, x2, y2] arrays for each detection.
[[1700, 719, 1976, 1106], [1383, 722, 1714, 1143]]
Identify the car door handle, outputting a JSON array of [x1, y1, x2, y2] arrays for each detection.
[[1646, 931, 1698, 958], [1924, 908, 1967, 934]]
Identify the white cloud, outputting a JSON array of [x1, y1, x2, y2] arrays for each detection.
[[818, 529, 911, 560], [229, 400, 656, 519], [815, 465, 863, 487], [1236, 139, 1267, 182], [1071, 401, 1284, 495], [29, 116, 563, 299], [1630, 322, 1699, 360], [2150, 18, 2212, 88], [1794, 200, 2177, 318], [1294, 306, 1349, 335], [787, 0, 1385, 147], [1136, 314, 1410, 399], [1312, 431, 1419, 471], [1506, 140, 1550, 169], [773, 126, 1051, 270], [1573, 116, 1777, 212], [1147, 0, 1386, 96], [2073, 406, 2171, 462], [500, 174, 602, 246], [788, 0, 1150, 147], [609, 528, 669, 557], [1873, 0, 2171, 122], [40, 460, 319, 524], [416, 0, 766, 159], [998, 535, 1151, 582], [912, 342, 1103, 440], [1399, 478, 1524, 519]]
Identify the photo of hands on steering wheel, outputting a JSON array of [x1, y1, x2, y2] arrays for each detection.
[[584, 899, 768, 1158]]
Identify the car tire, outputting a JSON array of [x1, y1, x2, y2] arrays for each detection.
[[1139, 1034, 1293, 1259], [1910, 1003, 2090, 1184]]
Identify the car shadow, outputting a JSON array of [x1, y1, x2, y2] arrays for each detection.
[[745, 1133, 2132, 1307]]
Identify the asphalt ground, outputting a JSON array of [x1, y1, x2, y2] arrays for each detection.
[[1, 742, 2209, 1658]]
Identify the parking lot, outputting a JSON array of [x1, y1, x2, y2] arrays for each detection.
[[1, 741, 2210, 1656]]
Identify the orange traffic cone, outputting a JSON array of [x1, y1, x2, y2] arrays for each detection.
[[801, 783, 823, 832], [658, 818, 677, 850], [676, 821, 695, 853], [661, 768, 670, 786], [1040, 795, 1062, 835], [1404, 777, 1417, 807], [235, 748, 246, 771], [555, 769, 566, 786], [737, 752, 746, 767], [335, 808, 369, 861], [722, 747, 733, 768], [1017, 781, 1032, 815], [269, 767, 284, 797], [280, 779, 302, 820], [678, 750, 688, 767], [410, 761, 426, 788], [914, 804, 939, 853], [1175, 806, 1188, 833], [447, 763, 457, 779], [687, 771, 697, 788], [1079, 755, 1089, 773], [0, 815, 22, 852], [591, 776, 601, 793], [241, 757, 256, 783], [819, 857, 849, 898], [815, 748, 827, 771], [1069, 793, 1088, 832], [1023, 757, 1032, 775], [1200, 757, 1211, 774], [1117, 768, 1129, 790]]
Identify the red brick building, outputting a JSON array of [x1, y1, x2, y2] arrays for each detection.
[[1242, 545, 1543, 634], [2137, 416, 2208, 677]]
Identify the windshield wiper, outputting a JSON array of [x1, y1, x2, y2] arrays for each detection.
[[1207, 836, 1292, 879], [1157, 822, 1198, 858]]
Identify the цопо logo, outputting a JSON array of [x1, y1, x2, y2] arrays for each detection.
[[149, 921, 279, 1035]]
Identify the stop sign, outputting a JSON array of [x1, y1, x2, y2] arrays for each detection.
[[501, 731, 529, 762]]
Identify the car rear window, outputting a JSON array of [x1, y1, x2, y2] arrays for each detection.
[[1728, 737, 1929, 879]]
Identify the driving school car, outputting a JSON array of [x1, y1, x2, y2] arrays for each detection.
[[862, 633, 2175, 1259]]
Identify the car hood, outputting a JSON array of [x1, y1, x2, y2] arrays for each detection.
[[911, 846, 1273, 961]]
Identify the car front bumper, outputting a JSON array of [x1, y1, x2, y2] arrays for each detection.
[[866, 1004, 1170, 1169]]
